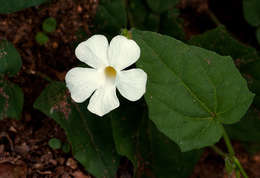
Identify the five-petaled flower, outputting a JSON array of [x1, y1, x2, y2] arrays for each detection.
[[65, 35, 147, 116]]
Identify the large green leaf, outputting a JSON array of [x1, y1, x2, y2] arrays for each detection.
[[94, 0, 127, 37], [0, 40, 22, 77], [189, 26, 260, 109], [34, 82, 120, 178], [146, 0, 179, 13], [0, 0, 49, 14], [110, 99, 202, 177], [132, 29, 254, 151], [243, 0, 260, 27], [0, 80, 23, 120]]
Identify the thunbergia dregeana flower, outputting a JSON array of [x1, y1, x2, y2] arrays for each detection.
[[65, 35, 147, 116]]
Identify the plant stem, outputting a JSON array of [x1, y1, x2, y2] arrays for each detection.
[[207, 9, 221, 26], [222, 127, 235, 156], [210, 145, 227, 158], [235, 170, 241, 178], [233, 157, 248, 178], [222, 127, 248, 178]]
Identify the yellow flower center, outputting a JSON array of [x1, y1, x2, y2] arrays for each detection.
[[105, 66, 117, 78]]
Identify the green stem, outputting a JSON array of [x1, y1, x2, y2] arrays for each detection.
[[222, 127, 248, 178], [235, 169, 241, 178], [233, 157, 248, 178], [210, 145, 227, 158], [207, 9, 221, 26], [222, 127, 235, 156]]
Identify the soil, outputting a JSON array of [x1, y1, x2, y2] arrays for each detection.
[[0, 0, 260, 177]]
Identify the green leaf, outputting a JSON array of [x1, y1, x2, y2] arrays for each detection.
[[160, 9, 186, 41], [110, 99, 150, 169], [132, 29, 254, 151], [111, 100, 202, 177], [34, 82, 120, 178], [0, 0, 49, 14], [48, 138, 62, 149], [243, 0, 260, 27], [143, 13, 160, 32], [147, 122, 202, 178], [0, 80, 24, 120], [42, 17, 57, 33], [146, 0, 179, 13], [35, 32, 49, 45], [127, 0, 148, 29], [189, 26, 259, 63], [0, 40, 22, 77], [225, 109, 260, 142], [94, 0, 127, 37]]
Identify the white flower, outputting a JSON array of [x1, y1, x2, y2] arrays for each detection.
[[65, 35, 147, 117]]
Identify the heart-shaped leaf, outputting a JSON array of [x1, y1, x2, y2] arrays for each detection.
[[34, 82, 120, 178], [132, 29, 254, 151]]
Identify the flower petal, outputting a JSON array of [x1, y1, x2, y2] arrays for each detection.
[[75, 35, 109, 69], [88, 86, 119, 117], [116, 69, 147, 101], [108, 35, 140, 71], [65, 67, 101, 103]]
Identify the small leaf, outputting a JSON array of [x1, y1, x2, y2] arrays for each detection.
[[94, 0, 127, 37], [35, 32, 49, 45], [0, 0, 49, 14], [132, 29, 254, 151], [34, 82, 120, 178], [42, 17, 57, 33], [0, 40, 22, 77], [48, 138, 62, 149], [243, 0, 260, 27], [146, 0, 179, 13], [0, 80, 24, 120]]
